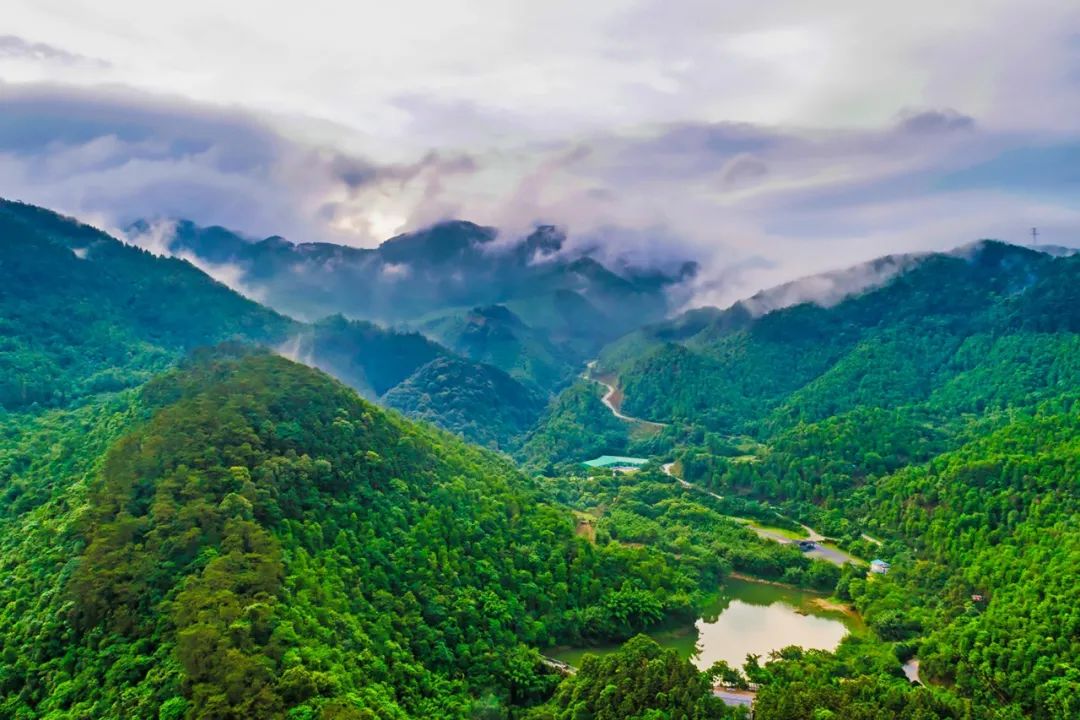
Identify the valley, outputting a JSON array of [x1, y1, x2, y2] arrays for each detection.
[[3, 4, 1077, 718]]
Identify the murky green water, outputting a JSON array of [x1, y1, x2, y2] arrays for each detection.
[[550, 577, 863, 670]]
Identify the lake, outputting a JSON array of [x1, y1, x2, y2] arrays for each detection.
[[550, 577, 863, 670]]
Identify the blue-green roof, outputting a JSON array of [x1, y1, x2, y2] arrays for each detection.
[[582, 455, 649, 468]]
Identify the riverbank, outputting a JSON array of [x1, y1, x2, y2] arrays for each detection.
[[727, 573, 859, 619], [548, 576, 864, 670]]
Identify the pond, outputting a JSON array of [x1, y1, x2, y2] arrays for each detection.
[[550, 577, 864, 670]]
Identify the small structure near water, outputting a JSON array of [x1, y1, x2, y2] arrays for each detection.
[[870, 559, 891, 574], [714, 687, 757, 713], [582, 455, 649, 472]]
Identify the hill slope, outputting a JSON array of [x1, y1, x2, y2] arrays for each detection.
[[417, 305, 578, 393], [0, 351, 710, 719], [144, 218, 694, 393], [597, 241, 1079, 433], [539, 240, 1080, 717]]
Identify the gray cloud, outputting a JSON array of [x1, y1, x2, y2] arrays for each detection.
[[0, 35, 109, 67], [897, 109, 976, 135], [0, 84, 438, 243]]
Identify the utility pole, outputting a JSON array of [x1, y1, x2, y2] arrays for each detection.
[[1031, 227, 1039, 246]]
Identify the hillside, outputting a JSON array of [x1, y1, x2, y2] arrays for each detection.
[[596, 241, 1079, 433], [154, 220, 691, 336], [5, 196, 1077, 717], [417, 305, 578, 393], [0, 199, 292, 409], [383, 355, 547, 449], [0, 350, 720, 719], [533, 240, 1080, 717]]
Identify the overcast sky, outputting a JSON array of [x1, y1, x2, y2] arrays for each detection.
[[3, 0, 1079, 304]]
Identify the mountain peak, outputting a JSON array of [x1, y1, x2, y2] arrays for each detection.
[[378, 220, 496, 264]]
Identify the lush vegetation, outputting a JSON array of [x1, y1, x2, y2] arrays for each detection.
[[750, 643, 969, 720], [165, 218, 685, 354], [0, 199, 291, 410], [530, 635, 733, 720], [537, 467, 840, 592], [418, 305, 578, 394], [1, 350, 728, 719], [383, 355, 546, 450], [0, 199, 545, 447], [3, 196, 1078, 719], [554, 242, 1080, 719]]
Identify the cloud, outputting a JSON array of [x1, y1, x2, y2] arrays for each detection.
[[0, 35, 109, 67], [0, 70, 1078, 314], [0, 84, 425, 243]]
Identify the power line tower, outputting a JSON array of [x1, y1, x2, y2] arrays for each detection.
[[1031, 227, 1039, 246]]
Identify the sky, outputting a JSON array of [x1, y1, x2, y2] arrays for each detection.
[[2, 0, 1079, 306]]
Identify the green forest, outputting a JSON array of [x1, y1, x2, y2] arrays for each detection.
[[554, 241, 1080, 719], [0, 201, 1077, 719]]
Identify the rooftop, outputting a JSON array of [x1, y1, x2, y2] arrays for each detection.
[[582, 455, 649, 468]]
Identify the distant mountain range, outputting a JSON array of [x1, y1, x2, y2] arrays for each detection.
[[0, 200, 542, 448], [129, 218, 696, 393]]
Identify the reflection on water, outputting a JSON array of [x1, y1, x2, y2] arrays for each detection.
[[550, 577, 863, 670]]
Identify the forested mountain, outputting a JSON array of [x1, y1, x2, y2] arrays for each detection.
[[533, 239, 1080, 718], [0, 199, 542, 447], [4, 195, 1078, 718], [154, 219, 692, 331], [598, 241, 1078, 432], [383, 355, 547, 449], [0, 350, 733, 718], [0, 200, 290, 410]]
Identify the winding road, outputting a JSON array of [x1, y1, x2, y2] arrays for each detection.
[[584, 362, 667, 429], [583, 364, 863, 567], [660, 460, 861, 566]]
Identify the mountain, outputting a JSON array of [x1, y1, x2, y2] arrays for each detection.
[[6, 195, 1079, 718], [138, 218, 695, 390], [0, 350, 717, 719], [595, 240, 1079, 432], [0, 200, 291, 410], [417, 304, 578, 392], [383, 355, 547, 449], [529, 239, 1080, 717], [0, 199, 541, 447], [151, 219, 691, 328]]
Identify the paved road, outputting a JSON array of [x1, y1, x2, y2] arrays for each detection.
[[662, 462, 726, 501], [713, 689, 757, 708], [584, 362, 667, 428], [541, 656, 577, 675]]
